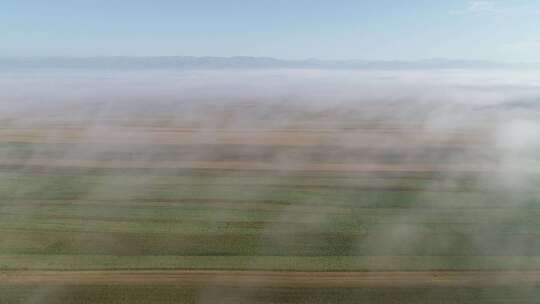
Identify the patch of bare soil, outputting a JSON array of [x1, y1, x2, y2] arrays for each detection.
[[0, 159, 501, 173], [2, 271, 540, 288]]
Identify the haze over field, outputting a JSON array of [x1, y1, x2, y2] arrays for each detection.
[[1, 66, 540, 303], [3, 66, 540, 117]]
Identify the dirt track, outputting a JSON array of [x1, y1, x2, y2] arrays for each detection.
[[0, 158, 504, 173], [0, 125, 488, 149], [2, 270, 540, 287]]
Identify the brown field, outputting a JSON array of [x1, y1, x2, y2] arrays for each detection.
[[0, 158, 504, 172], [3, 270, 540, 288]]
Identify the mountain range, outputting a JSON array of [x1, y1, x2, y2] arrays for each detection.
[[1, 56, 539, 69]]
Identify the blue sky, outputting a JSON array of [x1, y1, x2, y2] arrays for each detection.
[[1, 0, 539, 61]]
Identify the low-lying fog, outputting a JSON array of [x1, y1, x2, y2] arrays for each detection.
[[1, 67, 539, 188], [2, 68, 540, 122], [1, 67, 540, 302]]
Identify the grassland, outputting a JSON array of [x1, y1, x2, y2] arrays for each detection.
[[5, 284, 540, 304], [1, 120, 540, 303]]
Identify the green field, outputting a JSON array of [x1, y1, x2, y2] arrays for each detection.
[[5, 285, 540, 304], [1, 133, 540, 303]]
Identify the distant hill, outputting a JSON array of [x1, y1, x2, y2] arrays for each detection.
[[1, 56, 539, 70]]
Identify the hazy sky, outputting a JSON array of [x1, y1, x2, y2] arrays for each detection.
[[2, 0, 540, 61]]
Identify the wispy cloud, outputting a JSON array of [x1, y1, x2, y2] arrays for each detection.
[[467, 1, 498, 13], [452, 1, 540, 16], [450, 1, 500, 15]]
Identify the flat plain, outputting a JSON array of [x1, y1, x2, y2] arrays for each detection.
[[1, 103, 540, 303]]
